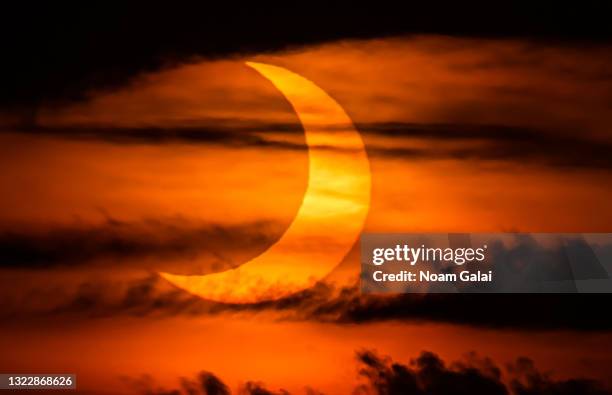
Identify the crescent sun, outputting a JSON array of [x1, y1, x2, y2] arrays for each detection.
[[160, 62, 371, 304]]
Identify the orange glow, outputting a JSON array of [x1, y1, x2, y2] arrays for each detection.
[[161, 62, 370, 303], [1, 36, 611, 393]]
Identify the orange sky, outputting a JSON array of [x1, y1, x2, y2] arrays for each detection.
[[3, 36, 611, 234], [1, 36, 611, 393], [1, 316, 611, 394]]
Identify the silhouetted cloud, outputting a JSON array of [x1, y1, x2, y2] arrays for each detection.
[[5, 121, 611, 169], [125, 372, 286, 395], [123, 350, 611, 394], [0, 218, 281, 270], [5, 122, 305, 150], [46, 275, 204, 319], [508, 357, 610, 395], [360, 122, 612, 169], [123, 371, 230, 395], [197, 372, 231, 395], [10, 274, 608, 331], [355, 350, 611, 395], [4, 4, 610, 111], [239, 382, 289, 395], [355, 350, 507, 395], [2, 234, 611, 331], [256, 283, 612, 331]]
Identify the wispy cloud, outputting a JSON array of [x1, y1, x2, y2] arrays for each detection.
[[0, 218, 282, 270], [5, 120, 612, 169]]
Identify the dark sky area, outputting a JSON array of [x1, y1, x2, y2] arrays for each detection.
[[3, 3, 612, 111]]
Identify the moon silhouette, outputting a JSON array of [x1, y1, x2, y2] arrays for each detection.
[[160, 62, 370, 303]]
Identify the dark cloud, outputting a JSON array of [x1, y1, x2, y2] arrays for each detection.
[[3, 233, 611, 331], [123, 372, 230, 395], [239, 383, 289, 395], [355, 350, 611, 395], [6, 122, 305, 150], [48, 276, 202, 319], [6, 121, 612, 170], [3, 4, 611, 112], [198, 372, 231, 395], [235, 235, 612, 330], [124, 372, 285, 395], [508, 357, 610, 395], [360, 122, 612, 169], [10, 274, 609, 331], [259, 283, 612, 331], [0, 218, 282, 271], [123, 350, 611, 395], [355, 350, 507, 395]]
